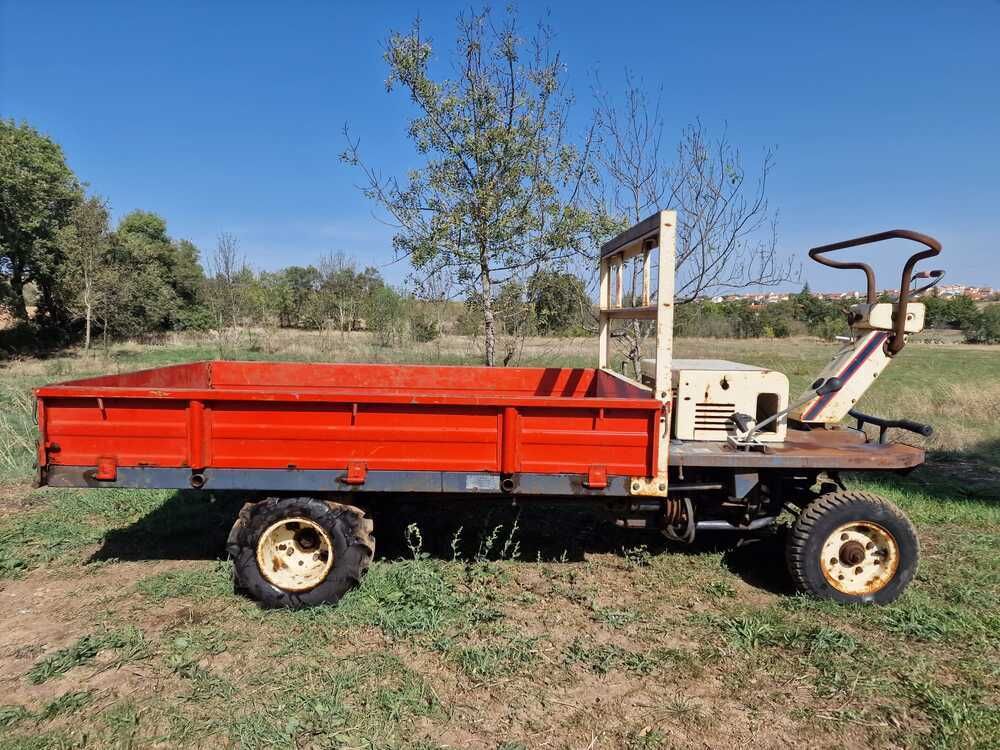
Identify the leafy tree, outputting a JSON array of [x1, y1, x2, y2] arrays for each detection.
[[103, 210, 207, 336], [343, 8, 603, 365], [279, 265, 322, 327], [925, 294, 978, 330], [317, 253, 384, 331], [257, 271, 290, 326], [0, 119, 82, 320], [173, 239, 207, 305], [948, 294, 979, 330], [54, 196, 111, 349], [367, 286, 406, 346], [527, 270, 590, 335]]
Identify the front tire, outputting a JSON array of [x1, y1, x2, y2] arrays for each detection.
[[228, 497, 375, 608], [786, 490, 918, 604]]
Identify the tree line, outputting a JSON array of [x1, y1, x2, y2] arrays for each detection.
[[673, 287, 999, 343], [0, 118, 594, 355]]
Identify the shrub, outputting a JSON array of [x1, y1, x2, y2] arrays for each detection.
[[173, 304, 215, 332], [963, 304, 1000, 344], [408, 309, 440, 343]]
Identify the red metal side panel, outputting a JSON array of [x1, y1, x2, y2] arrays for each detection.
[[516, 406, 654, 476], [43, 397, 190, 468], [36, 363, 661, 479], [205, 401, 502, 472]]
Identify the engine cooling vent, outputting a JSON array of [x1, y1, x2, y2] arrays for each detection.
[[694, 402, 735, 434]]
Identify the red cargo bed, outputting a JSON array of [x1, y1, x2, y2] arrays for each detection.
[[36, 361, 662, 495]]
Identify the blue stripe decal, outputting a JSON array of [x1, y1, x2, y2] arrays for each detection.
[[803, 332, 888, 421]]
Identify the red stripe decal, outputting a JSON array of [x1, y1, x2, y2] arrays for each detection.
[[802, 332, 888, 421]]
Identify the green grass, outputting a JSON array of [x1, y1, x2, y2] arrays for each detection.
[[0, 333, 997, 748], [442, 632, 540, 680], [26, 627, 152, 684], [334, 559, 467, 639], [136, 562, 235, 602], [563, 639, 694, 676]]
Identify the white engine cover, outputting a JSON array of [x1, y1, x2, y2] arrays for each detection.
[[642, 359, 789, 442]]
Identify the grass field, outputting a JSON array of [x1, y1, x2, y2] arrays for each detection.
[[0, 332, 997, 749]]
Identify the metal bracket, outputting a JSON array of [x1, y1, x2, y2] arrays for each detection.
[[629, 474, 669, 497], [341, 461, 368, 485], [94, 456, 118, 481], [584, 465, 608, 489], [732, 472, 759, 500]]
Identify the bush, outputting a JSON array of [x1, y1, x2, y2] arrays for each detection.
[[367, 287, 407, 346], [809, 317, 846, 341], [173, 304, 215, 332], [409, 309, 440, 343], [926, 294, 979, 329], [963, 304, 1000, 344]]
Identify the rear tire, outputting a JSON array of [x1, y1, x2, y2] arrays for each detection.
[[228, 497, 375, 609], [786, 490, 917, 604]]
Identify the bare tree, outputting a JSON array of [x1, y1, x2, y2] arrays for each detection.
[[593, 74, 796, 374], [211, 232, 247, 329]]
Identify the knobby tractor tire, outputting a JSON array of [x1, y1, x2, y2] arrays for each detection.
[[227, 497, 375, 609], [786, 490, 918, 604]]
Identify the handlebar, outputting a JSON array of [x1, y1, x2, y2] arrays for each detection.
[[848, 409, 933, 444], [808, 229, 942, 355]]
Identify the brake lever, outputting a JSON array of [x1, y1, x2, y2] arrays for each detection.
[[910, 269, 945, 297]]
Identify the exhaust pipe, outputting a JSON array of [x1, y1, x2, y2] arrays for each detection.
[[695, 516, 776, 532]]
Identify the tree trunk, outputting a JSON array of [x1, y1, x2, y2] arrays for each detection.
[[84, 301, 92, 350], [480, 260, 495, 367]]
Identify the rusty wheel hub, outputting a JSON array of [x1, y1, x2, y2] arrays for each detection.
[[838, 540, 866, 566], [820, 521, 899, 595], [256, 517, 334, 592]]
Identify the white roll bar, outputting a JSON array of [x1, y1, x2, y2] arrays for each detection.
[[598, 210, 676, 495]]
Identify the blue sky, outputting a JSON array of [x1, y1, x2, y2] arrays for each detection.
[[2, 1, 998, 291]]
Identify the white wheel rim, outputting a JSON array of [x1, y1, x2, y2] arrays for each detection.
[[820, 520, 899, 595], [256, 517, 334, 592]]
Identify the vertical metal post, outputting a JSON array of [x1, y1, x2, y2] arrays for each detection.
[[642, 245, 651, 306], [615, 256, 624, 308], [598, 255, 610, 369], [653, 211, 677, 482]]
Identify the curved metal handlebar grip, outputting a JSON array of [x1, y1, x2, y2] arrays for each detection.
[[911, 269, 945, 297], [808, 229, 942, 355]]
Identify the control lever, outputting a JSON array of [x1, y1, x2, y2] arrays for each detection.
[[729, 413, 752, 433], [730, 377, 843, 448]]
